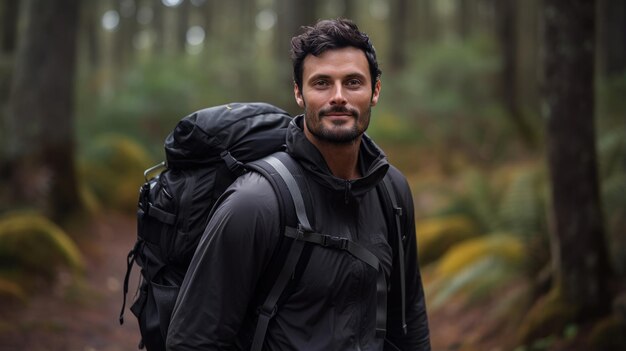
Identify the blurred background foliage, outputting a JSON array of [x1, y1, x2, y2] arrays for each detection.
[[0, 0, 625, 349]]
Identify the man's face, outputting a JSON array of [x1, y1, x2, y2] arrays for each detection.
[[294, 47, 381, 144]]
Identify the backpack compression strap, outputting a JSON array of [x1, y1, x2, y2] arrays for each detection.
[[380, 176, 408, 335]]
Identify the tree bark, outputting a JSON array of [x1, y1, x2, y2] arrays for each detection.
[[5, 0, 82, 221], [543, 0, 612, 320]]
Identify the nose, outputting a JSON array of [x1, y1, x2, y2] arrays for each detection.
[[330, 82, 347, 106]]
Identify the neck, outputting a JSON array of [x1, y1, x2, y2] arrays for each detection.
[[305, 130, 362, 180]]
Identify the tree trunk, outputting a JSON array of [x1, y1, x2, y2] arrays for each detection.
[[275, 0, 317, 84], [418, 0, 438, 43], [496, 0, 537, 148], [543, 0, 612, 320], [113, 0, 136, 68], [5, 0, 82, 221], [81, 1, 100, 68], [152, 0, 165, 54], [1, 0, 19, 54], [599, 0, 626, 75], [176, 0, 190, 53], [389, 0, 408, 72], [458, 0, 470, 39], [0, 0, 20, 167], [343, 0, 356, 20]]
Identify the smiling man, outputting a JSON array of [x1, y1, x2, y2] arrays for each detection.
[[166, 18, 430, 350]]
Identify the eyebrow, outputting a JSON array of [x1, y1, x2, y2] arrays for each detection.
[[307, 72, 368, 83]]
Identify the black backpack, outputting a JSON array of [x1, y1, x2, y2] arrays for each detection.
[[119, 102, 408, 350]]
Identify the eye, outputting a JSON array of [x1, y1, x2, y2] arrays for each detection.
[[313, 79, 330, 88], [346, 78, 363, 88]]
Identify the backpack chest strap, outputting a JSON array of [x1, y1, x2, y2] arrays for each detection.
[[283, 226, 389, 338], [284, 226, 381, 271]]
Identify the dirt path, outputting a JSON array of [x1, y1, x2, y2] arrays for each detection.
[[0, 212, 496, 351], [0, 213, 142, 351]]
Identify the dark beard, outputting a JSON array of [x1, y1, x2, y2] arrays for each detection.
[[305, 105, 368, 144]]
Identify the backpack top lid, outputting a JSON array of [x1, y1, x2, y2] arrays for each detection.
[[164, 102, 292, 168]]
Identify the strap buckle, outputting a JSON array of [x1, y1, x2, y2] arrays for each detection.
[[296, 223, 314, 237], [322, 235, 349, 250], [393, 206, 403, 216], [257, 305, 277, 319], [220, 150, 247, 176]]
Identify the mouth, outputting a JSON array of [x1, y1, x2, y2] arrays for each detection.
[[320, 107, 357, 118], [324, 112, 353, 117]]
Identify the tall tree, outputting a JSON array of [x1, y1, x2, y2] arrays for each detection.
[[343, 0, 356, 21], [0, 0, 20, 164], [543, 0, 612, 320], [275, 0, 318, 85], [388, 0, 409, 72], [457, 0, 470, 39], [1, 0, 19, 54], [598, 0, 626, 75], [114, 0, 137, 68], [417, 0, 438, 44], [152, 0, 165, 54], [496, 0, 537, 148], [176, 0, 190, 52], [5, 0, 82, 221], [81, 1, 101, 69]]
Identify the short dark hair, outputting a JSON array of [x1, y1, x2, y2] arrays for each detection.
[[290, 18, 382, 93]]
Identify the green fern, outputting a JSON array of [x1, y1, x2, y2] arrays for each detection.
[[0, 212, 84, 279], [498, 168, 546, 237], [427, 234, 526, 310]]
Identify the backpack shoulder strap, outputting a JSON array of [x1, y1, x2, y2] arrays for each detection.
[[377, 174, 408, 335], [250, 152, 391, 342], [246, 151, 311, 351]]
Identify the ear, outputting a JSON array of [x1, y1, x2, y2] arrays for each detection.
[[294, 82, 304, 108], [370, 79, 381, 107]]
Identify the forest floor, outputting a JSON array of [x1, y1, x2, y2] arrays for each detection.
[[0, 212, 599, 351]]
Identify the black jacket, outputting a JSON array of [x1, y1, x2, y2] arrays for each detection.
[[166, 116, 430, 350]]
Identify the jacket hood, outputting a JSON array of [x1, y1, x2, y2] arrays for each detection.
[[286, 115, 389, 200]]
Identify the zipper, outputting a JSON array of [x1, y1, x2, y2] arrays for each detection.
[[344, 180, 352, 204]]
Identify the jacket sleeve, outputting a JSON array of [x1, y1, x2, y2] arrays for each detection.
[[384, 167, 431, 351], [166, 172, 281, 351]]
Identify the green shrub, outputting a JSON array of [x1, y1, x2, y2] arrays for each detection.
[[416, 214, 479, 266], [515, 288, 579, 346], [435, 234, 524, 278], [427, 234, 526, 309], [0, 212, 84, 282], [80, 134, 153, 213]]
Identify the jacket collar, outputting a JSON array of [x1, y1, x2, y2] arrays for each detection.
[[286, 115, 389, 200]]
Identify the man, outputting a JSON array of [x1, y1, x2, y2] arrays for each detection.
[[166, 18, 430, 350]]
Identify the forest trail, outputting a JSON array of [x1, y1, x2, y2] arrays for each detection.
[[0, 212, 487, 351], [0, 213, 142, 351]]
